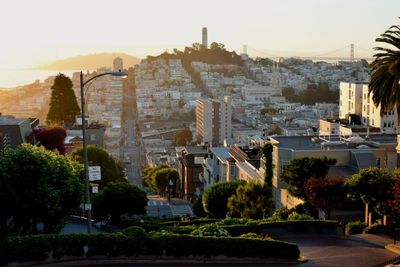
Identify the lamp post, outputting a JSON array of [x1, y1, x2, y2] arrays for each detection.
[[168, 179, 174, 202], [80, 70, 127, 234]]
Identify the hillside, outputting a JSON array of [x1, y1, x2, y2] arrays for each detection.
[[40, 52, 141, 70]]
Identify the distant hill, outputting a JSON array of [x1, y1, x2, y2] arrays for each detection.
[[39, 53, 141, 70]]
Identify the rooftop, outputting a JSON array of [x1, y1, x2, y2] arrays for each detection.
[[210, 147, 230, 163]]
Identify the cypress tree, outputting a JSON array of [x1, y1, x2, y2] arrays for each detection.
[[46, 73, 80, 126]]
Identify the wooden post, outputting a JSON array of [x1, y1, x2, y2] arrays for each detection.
[[365, 203, 369, 225]]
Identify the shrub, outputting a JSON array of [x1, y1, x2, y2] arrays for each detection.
[[0, 233, 300, 265], [345, 221, 366, 235], [272, 207, 292, 220], [363, 223, 385, 234], [121, 226, 148, 239], [238, 232, 262, 239], [287, 212, 314, 221], [216, 218, 251, 225], [191, 223, 230, 237], [192, 194, 206, 217]]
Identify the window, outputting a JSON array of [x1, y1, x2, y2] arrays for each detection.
[[90, 134, 96, 141], [230, 164, 235, 176], [216, 175, 220, 182]]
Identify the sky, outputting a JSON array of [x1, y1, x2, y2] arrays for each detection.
[[0, 0, 399, 69]]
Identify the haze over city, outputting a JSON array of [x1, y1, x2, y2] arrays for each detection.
[[1, 0, 400, 69]]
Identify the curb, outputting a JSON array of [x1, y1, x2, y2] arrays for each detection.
[[386, 244, 400, 255]]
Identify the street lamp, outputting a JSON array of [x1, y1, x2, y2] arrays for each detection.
[[168, 179, 174, 202], [80, 70, 127, 234]]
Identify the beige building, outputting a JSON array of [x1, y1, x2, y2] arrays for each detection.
[[196, 96, 232, 146], [269, 134, 398, 209], [339, 82, 399, 133]]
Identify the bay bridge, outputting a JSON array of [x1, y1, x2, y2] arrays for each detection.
[[240, 43, 375, 62]]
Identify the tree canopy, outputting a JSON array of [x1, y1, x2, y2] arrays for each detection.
[[282, 83, 338, 105], [281, 157, 336, 200], [46, 73, 80, 126], [304, 177, 346, 219], [173, 127, 193, 146], [228, 181, 273, 219], [0, 144, 83, 235], [71, 145, 125, 188], [34, 127, 67, 155], [92, 182, 148, 224], [369, 20, 400, 115], [202, 180, 246, 218]]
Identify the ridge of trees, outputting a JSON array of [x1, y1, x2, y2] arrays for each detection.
[[282, 83, 338, 105]]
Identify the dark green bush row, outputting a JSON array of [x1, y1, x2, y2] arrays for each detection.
[[363, 223, 385, 234], [222, 220, 339, 236], [0, 233, 300, 266], [345, 221, 366, 235]]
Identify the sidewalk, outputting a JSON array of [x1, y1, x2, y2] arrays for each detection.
[[353, 233, 400, 254]]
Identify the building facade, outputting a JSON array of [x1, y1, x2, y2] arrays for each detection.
[[196, 96, 232, 146]]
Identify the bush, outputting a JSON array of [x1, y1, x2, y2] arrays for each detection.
[[272, 208, 292, 220], [0, 232, 300, 265], [121, 226, 148, 239], [192, 194, 206, 217], [202, 180, 246, 218], [216, 218, 251, 225], [287, 212, 314, 221], [238, 232, 262, 239], [345, 221, 366, 235], [191, 223, 230, 237], [363, 223, 385, 234]]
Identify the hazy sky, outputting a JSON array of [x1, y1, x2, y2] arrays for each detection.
[[1, 0, 399, 69]]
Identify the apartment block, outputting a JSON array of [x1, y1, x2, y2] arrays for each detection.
[[196, 96, 232, 146]]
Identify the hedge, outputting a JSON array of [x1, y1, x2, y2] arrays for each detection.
[[345, 221, 366, 235], [363, 223, 385, 234], [0, 233, 300, 266], [222, 220, 339, 236]]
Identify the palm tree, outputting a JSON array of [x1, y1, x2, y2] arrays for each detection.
[[369, 21, 400, 116]]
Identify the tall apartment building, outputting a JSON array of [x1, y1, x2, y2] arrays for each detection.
[[202, 27, 208, 49], [339, 82, 398, 133], [196, 96, 232, 146]]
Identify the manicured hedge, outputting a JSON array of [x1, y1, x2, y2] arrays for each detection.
[[0, 233, 300, 266], [222, 220, 339, 236], [363, 223, 385, 234], [345, 221, 366, 235]]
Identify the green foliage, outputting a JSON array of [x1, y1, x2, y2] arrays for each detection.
[[260, 143, 273, 185], [0, 233, 300, 265], [192, 194, 207, 217], [71, 145, 125, 188], [261, 107, 279, 116], [92, 182, 148, 224], [191, 223, 230, 237], [0, 144, 83, 235], [202, 180, 246, 218], [121, 226, 148, 239], [287, 212, 314, 221], [173, 127, 193, 146], [216, 218, 252, 226], [363, 223, 385, 234], [345, 221, 366, 235], [46, 73, 80, 126], [304, 177, 346, 219], [282, 83, 338, 104], [369, 20, 400, 114], [281, 157, 336, 200], [228, 181, 274, 219], [346, 167, 395, 209], [142, 164, 169, 191], [272, 208, 292, 220], [238, 232, 262, 239], [153, 168, 179, 195]]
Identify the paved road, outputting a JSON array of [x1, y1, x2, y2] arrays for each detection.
[[282, 235, 399, 267], [72, 236, 399, 267]]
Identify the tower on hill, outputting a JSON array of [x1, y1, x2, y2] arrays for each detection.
[[202, 27, 208, 49]]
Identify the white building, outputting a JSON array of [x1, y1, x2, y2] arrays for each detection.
[[196, 96, 232, 146], [339, 82, 399, 133]]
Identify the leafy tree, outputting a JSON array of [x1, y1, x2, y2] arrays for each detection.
[[34, 127, 67, 155], [369, 20, 400, 117], [228, 181, 273, 219], [269, 125, 283, 135], [153, 168, 179, 196], [210, 42, 226, 50], [304, 177, 346, 219], [281, 157, 336, 200], [92, 182, 148, 225], [173, 127, 193, 146], [46, 73, 80, 126], [72, 145, 124, 188], [202, 180, 246, 218], [143, 164, 169, 191], [282, 87, 296, 101], [260, 143, 273, 186], [0, 144, 83, 234], [192, 193, 206, 217], [346, 167, 395, 219], [261, 107, 279, 116]]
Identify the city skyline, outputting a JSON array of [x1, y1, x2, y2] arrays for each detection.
[[1, 0, 399, 69]]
